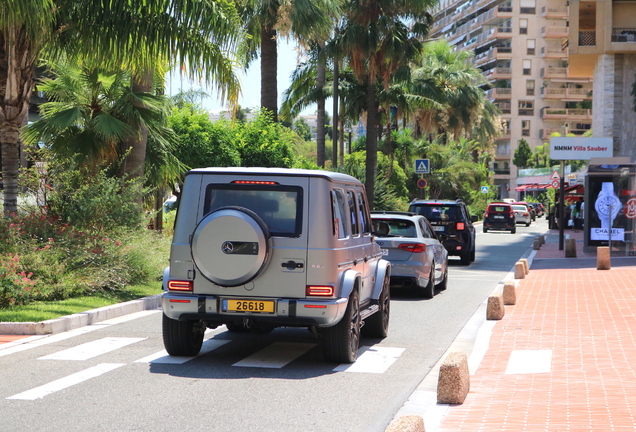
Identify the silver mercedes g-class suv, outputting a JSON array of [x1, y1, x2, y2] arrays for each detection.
[[162, 167, 391, 363]]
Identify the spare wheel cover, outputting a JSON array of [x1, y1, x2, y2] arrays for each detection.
[[192, 207, 270, 287]]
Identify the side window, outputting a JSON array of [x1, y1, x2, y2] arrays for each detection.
[[419, 220, 432, 238], [331, 189, 348, 239], [347, 190, 360, 236], [357, 191, 371, 234]]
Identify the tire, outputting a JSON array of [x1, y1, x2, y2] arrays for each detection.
[[483, 226, 488, 233], [323, 290, 361, 363], [362, 276, 390, 339], [526, 221, 531, 227], [421, 267, 435, 299], [460, 251, 470, 265], [470, 246, 476, 262], [511, 226, 517, 234], [435, 264, 448, 291], [162, 313, 205, 356]]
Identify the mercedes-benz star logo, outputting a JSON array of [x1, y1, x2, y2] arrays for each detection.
[[221, 241, 234, 254]]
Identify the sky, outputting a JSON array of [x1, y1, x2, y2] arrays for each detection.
[[166, 38, 319, 115]]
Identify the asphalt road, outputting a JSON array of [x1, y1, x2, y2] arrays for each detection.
[[0, 218, 549, 432]]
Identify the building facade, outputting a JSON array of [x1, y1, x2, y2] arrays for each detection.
[[429, 0, 595, 197]]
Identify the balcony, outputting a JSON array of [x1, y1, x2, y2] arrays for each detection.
[[473, 46, 512, 66], [541, 108, 592, 120], [541, 46, 568, 59], [579, 31, 596, 46], [541, 66, 568, 78], [540, 88, 593, 100], [486, 88, 512, 99], [476, 27, 513, 47], [541, 5, 568, 18], [542, 26, 569, 38], [612, 28, 636, 42], [484, 67, 512, 80], [541, 87, 566, 99], [495, 102, 512, 114]]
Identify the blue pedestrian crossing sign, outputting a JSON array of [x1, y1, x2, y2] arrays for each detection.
[[415, 159, 430, 174], [481, 186, 489, 193]]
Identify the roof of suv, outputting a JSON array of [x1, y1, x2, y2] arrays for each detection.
[[185, 167, 359, 183]]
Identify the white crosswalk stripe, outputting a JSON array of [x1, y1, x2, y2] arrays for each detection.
[[233, 342, 317, 368], [39, 337, 146, 361], [7, 363, 125, 400], [334, 346, 405, 373], [134, 339, 230, 364]]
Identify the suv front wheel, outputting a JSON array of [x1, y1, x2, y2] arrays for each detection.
[[323, 290, 361, 363]]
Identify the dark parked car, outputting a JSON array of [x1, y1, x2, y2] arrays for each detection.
[[408, 199, 477, 265], [529, 202, 545, 218], [483, 202, 516, 233]]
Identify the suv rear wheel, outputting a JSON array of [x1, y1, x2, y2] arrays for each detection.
[[323, 289, 361, 363], [162, 314, 205, 356]]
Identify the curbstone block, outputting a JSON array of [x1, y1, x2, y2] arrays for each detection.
[[533, 237, 542, 250], [514, 262, 525, 279], [486, 293, 505, 320], [437, 352, 470, 405], [503, 281, 516, 305], [385, 415, 425, 432], [519, 258, 529, 274], [597, 246, 611, 270], [565, 238, 577, 258]]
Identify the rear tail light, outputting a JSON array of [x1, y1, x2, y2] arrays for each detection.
[[167, 280, 193, 292], [306, 285, 334, 297], [456, 222, 465, 230], [231, 180, 279, 185], [398, 243, 426, 253], [523, 212, 529, 216]]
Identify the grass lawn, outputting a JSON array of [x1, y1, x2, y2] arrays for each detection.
[[0, 281, 162, 323]]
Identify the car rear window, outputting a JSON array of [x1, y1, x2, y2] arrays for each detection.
[[204, 184, 303, 237], [373, 219, 416, 238], [512, 205, 527, 212], [488, 205, 510, 213], [411, 205, 459, 222]]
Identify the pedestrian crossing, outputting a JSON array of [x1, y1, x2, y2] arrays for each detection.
[[5, 328, 406, 401]]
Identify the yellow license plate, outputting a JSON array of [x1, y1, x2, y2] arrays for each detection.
[[222, 299, 275, 314]]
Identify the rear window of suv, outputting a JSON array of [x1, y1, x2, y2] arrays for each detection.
[[487, 204, 511, 213], [411, 205, 459, 222], [204, 184, 303, 237]]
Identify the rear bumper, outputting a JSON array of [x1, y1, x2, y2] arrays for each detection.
[[442, 235, 472, 256], [162, 293, 348, 327], [484, 220, 515, 229]]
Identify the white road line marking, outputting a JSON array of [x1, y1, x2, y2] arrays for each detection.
[[505, 349, 552, 374], [233, 342, 317, 368], [38, 337, 146, 361], [7, 363, 125, 400], [333, 346, 405, 373], [0, 325, 109, 358], [134, 339, 230, 364]]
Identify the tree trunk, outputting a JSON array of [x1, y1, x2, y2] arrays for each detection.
[[260, 27, 278, 123], [0, 29, 36, 216], [316, 46, 326, 167], [121, 70, 152, 206], [365, 77, 378, 209], [332, 57, 339, 169]]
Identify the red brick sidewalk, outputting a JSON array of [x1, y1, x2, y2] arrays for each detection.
[[437, 232, 636, 431]]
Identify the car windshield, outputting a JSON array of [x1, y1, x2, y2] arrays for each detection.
[[413, 205, 458, 222], [204, 184, 302, 237], [373, 219, 416, 237]]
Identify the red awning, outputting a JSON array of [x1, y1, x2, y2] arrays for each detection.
[[515, 183, 552, 192]]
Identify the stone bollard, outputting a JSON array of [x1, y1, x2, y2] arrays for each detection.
[[533, 237, 541, 250], [519, 258, 529, 274], [503, 281, 516, 305], [565, 238, 577, 258], [385, 415, 425, 432], [597, 246, 611, 270], [514, 262, 525, 279], [437, 352, 470, 405], [486, 293, 505, 320]]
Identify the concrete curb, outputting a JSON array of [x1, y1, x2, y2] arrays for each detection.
[[0, 294, 162, 335]]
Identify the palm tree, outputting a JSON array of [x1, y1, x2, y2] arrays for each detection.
[[1, 0, 242, 215], [237, 0, 338, 123], [338, 0, 436, 208]]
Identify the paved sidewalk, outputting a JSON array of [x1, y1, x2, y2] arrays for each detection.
[[436, 229, 636, 431]]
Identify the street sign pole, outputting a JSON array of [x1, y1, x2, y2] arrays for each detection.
[[559, 161, 565, 251]]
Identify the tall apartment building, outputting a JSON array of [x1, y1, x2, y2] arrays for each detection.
[[568, 0, 636, 161], [429, 0, 594, 197]]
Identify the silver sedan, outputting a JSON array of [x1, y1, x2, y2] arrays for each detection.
[[371, 212, 449, 298], [511, 204, 532, 226]]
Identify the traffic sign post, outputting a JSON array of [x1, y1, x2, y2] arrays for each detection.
[[415, 159, 430, 174]]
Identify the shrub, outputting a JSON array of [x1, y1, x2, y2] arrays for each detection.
[[0, 254, 36, 307]]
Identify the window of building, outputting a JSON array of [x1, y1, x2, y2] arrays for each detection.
[[520, 0, 536, 14], [527, 39, 535, 55], [521, 120, 531, 136], [522, 59, 532, 75], [518, 100, 534, 116], [526, 80, 535, 96], [519, 18, 528, 34]]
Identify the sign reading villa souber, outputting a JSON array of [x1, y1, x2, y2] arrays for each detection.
[[549, 137, 613, 160]]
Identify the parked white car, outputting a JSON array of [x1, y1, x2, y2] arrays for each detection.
[[511, 204, 532, 226]]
